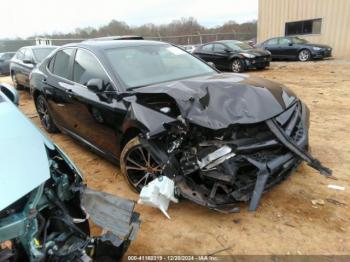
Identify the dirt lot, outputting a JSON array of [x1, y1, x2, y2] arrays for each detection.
[[2, 59, 350, 256]]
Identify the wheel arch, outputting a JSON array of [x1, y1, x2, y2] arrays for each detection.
[[297, 48, 312, 61], [298, 47, 312, 55], [32, 89, 43, 104], [228, 54, 243, 61], [120, 126, 142, 152]]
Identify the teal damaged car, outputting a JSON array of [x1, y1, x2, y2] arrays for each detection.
[[0, 83, 140, 261]]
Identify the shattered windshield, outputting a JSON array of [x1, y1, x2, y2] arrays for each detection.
[[105, 44, 216, 89]]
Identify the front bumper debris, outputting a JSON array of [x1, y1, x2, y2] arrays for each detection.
[[139, 101, 332, 214]]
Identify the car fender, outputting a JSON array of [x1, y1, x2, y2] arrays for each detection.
[[228, 53, 244, 61], [123, 99, 176, 136]]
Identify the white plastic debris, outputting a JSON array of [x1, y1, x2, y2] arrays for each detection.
[[328, 184, 345, 191], [138, 176, 178, 219]]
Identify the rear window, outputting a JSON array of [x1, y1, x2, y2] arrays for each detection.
[[201, 44, 213, 51], [33, 48, 56, 62], [266, 38, 278, 45], [52, 49, 74, 79]]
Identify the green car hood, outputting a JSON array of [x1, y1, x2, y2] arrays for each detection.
[[0, 100, 54, 211]]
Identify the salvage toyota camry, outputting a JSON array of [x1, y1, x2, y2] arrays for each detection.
[[0, 83, 140, 260], [30, 39, 331, 213]]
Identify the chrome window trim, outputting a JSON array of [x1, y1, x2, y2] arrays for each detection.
[[46, 46, 119, 92]]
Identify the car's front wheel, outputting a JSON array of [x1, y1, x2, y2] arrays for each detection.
[[120, 137, 163, 192], [35, 94, 59, 133], [298, 49, 311, 62], [231, 58, 244, 73]]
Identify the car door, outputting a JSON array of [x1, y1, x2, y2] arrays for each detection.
[[278, 37, 298, 58], [0, 53, 12, 74], [45, 48, 77, 131], [67, 48, 126, 157], [14, 48, 27, 85], [263, 38, 280, 58], [194, 44, 214, 62], [212, 43, 230, 69], [22, 49, 35, 87]]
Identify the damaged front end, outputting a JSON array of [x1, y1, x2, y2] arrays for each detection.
[[128, 75, 332, 214], [0, 145, 140, 262]]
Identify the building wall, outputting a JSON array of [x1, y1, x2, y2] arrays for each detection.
[[258, 0, 350, 58]]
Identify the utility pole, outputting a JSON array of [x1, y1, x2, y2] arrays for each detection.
[[198, 32, 202, 44]]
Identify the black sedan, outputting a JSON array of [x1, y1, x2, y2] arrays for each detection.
[[30, 39, 330, 212], [256, 36, 332, 61], [10, 45, 57, 89], [0, 52, 15, 75], [193, 40, 271, 72]]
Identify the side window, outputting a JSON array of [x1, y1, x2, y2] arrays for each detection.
[[213, 44, 226, 52], [202, 44, 213, 51], [279, 38, 290, 45], [48, 56, 55, 72], [52, 49, 74, 79], [266, 38, 278, 45], [73, 49, 109, 86], [24, 49, 33, 61], [16, 49, 25, 60], [3, 53, 13, 60]]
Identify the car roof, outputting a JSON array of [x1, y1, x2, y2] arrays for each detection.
[[200, 40, 242, 46], [64, 39, 167, 51], [217, 40, 241, 43], [87, 35, 144, 41], [19, 45, 58, 50]]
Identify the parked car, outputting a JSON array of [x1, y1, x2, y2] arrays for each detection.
[[0, 52, 15, 76], [193, 40, 271, 72], [30, 39, 331, 213], [10, 45, 57, 89], [256, 36, 332, 61], [0, 83, 140, 261]]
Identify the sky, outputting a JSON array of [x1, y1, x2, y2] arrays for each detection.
[[2, 0, 258, 39]]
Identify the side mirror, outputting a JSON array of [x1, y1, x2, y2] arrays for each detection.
[[87, 78, 104, 93], [0, 83, 19, 105], [288, 42, 293, 46], [207, 61, 216, 68], [224, 48, 231, 53]]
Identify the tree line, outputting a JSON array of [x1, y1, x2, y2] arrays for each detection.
[[35, 17, 257, 45]]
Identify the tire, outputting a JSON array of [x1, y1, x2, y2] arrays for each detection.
[[11, 72, 23, 90], [35, 94, 59, 133], [231, 58, 244, 73], [120, 137, 163, 192], [298, 49, 311, 62]]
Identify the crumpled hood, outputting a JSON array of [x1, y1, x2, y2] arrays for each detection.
[[135, 73, 297, 130], [0, 100, 54, 211]]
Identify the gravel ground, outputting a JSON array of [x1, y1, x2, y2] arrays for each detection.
[[2, 59, 350, 255]]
